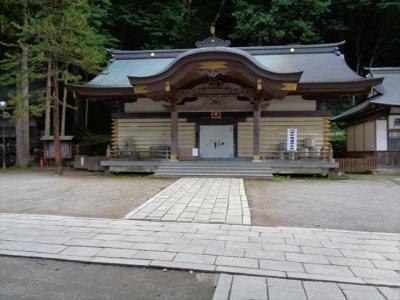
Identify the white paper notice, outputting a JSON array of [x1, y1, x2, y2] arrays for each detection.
[[287, 128, 297, 151]]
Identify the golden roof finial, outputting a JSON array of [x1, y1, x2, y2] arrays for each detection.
[[210, 25, 215, 37]]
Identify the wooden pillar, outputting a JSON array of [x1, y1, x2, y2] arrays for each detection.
[[317, 98, 328, 111], [117, 100, 125, 114], [253, 100, 261, 161], [170, 101, 178, 161]]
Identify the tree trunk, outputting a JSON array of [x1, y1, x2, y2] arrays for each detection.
[[44, 58, 52, 136], [52, 57, 62, 174], [15, 43, 30, 167], [15, 0, 30, 168], [61, 84, 67, 136]]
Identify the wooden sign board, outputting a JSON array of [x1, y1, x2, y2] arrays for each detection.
[[45, 142, 72, 159], [211, 112, 222, 119]]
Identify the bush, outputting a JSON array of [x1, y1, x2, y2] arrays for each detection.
[[77, 133, 110, 156]]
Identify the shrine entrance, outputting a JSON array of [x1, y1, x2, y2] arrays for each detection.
[[199, 125, 234, 159]]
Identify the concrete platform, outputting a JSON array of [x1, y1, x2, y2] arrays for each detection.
[[100, 159, 338, 176]]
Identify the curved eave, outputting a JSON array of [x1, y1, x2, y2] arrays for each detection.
[[296, 77, 383, 94], [332, 102, 389, 122], [66, 84, 132, 98], [111, 41, 346, 60], [128, 49, 303, 86]]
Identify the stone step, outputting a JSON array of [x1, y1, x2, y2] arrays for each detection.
[[157, 167, 273, 171], [157, 167, 272, 173], [155, 169, 273, 178], [155, 161, 274, 178], [159, 161, 269, 165], [158, 164, 273, 168], [156, 171, 273, 175], [155, 173, 273, 178]]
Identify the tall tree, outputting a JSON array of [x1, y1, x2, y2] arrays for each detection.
[[0, 0, 37, 167], [324, 0, 400, 73], [15, 0, 30, 167], [32, 0, 108, 174]]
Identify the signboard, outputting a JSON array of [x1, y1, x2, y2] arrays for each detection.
[[211, 112, 222, 119], [46, 142, 72, 159], [286, 128, 297, 151], [192, 148, 199, 157]]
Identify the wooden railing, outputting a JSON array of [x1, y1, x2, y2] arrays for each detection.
[[335, 151, 400, 173], [261, 149, 334, 162], [111, 145, 171, 160]]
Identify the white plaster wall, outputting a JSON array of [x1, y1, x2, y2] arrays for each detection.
[[376, 119, 388, 151]]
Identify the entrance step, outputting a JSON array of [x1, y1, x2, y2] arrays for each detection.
[[154, 161, 274, 179]]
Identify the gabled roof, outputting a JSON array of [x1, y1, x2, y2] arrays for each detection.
[[67, 41, 382, 98], [332, 67, 400, 121], [128, 47, 302, 84], [88, 42, 368, 87]]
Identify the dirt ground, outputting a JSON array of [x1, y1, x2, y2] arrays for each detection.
[[246, 176, 400, 233], [0, 257, 217, 300], [0, 168, 174, 218]]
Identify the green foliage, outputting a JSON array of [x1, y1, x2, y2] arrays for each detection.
[[327, 98, 353, 134], [324, 0, 400, 71], [109, 0, 195, 49], [32, 0, 109, 80], [77, 133, 110, 155], [230, 0, 330, 45], [0, 0, 44, 120], [0, 0, 110, 118]]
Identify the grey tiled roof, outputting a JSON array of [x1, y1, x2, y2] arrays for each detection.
[[87, 42, 366, 87], [332, 67, 400, 121]]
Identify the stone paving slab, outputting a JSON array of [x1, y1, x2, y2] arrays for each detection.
[[1, 213, 400, 287], [213, 274, 400, 300], [124, 178, 251, 225]]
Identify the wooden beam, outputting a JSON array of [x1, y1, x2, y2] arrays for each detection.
[[176, 104, 254, 112], [170, 100, 178, 160], [253, 100, 261, 161]]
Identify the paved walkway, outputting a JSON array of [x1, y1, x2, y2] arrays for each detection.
[[125, 178, 251, 225], [213, 274, 399, 300], [1, 213, 399, 287]]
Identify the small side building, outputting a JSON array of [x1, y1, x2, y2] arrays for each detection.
[[333, 67, 400, 172]]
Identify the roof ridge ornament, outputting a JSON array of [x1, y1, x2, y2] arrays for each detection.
[[195, 26, 231, 48]]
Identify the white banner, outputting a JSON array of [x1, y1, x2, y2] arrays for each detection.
[[287, 128, 297, 151]]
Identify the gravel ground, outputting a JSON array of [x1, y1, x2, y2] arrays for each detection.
[[0, 168, 174, 218], [246, 177, 400, 233], [0, 256, 217, 300]]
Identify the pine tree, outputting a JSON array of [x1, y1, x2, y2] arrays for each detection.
[[31, 0, 108, 174], [0, 0, 38, 167]]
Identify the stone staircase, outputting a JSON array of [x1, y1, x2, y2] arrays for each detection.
[[154, 160, 274, 178]]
